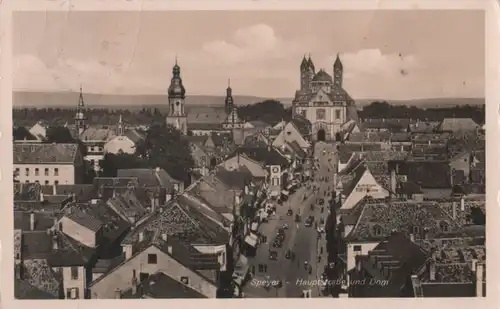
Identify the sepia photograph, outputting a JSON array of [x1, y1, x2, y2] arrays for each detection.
[[10, 9, 486, 299]]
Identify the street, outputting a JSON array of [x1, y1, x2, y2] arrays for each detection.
[[243, 141, 337, 298]]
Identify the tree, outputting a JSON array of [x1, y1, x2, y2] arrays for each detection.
[[469, 207, 485, 225], [137, 124, 195, 183], [237, 100, 291, 126], [100, 153, 147, 177]]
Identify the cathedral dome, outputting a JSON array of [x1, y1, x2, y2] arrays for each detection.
[[168, 62, 186, 97]]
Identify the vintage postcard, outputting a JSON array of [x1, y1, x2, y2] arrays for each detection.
[[1, 0, 498, 307]]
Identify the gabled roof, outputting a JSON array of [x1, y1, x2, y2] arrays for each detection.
[[106, 189, 149, 220], [122, 272, 207, 298], [312, 69, 332, 82], [21, 258, 61, 298], [80, 127, 116, 141], [346, 201, 462, 242], [121, 201, 229, 246], [64, 208, 104, 232], [117, 168, 180, 191], [124, 129, 144, 144], [246, 120, 270, 128], [15, 278, 59, 299], [286, 140, 307, 158], [290, 115, 311, 137], [14, 143, 79, 164], [235, 146, 290, 167], [341, 163, 367, 197], [438, 118, 479, 132]]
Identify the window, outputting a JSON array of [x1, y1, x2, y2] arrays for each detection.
[[300, 110, 307, 118], [67, 288, 79, 299], [440, 221, 449, 232], [25, 168, 29, 176], [34, 168, 39, 176], [45, 180, 49, 185], [71, 266, 79, 280], [54, 168, 59, 176], [54, 180, 59, 185], [271, 177, 279, 186], [44, 168, 49, 176], [412, 226, 420, 234], [25, 180, 29, 183], [147, 254, 157, 264], [335, 110, 341, 120], [35, 180, 39, 183], [316, 109, 326, 120], [180, 276, 189, 284], [372, 225, 383, 236], [15, 168, 19, 174]]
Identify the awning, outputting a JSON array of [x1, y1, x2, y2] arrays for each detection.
[[281, 190, 290, 196], [244, 233, 259, 248]]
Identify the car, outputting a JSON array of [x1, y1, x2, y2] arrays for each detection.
[[318, 199, 325, 205], [282, 224, 289, 230], [269, 251, 278, 260], [304, 218, 313, 227], [295, 214, 301, 222], [287, 209, 293, 216]]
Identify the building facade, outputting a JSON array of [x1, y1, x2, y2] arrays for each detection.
[[292, 54, 359, 141]]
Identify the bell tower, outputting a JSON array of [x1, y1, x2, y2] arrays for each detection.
[[75, 85, 87, 136], [166, 58, 188, 135], [225, 79, 234, 115], [333, 53, 343, 88]]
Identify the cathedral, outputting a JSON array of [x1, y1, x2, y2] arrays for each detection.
[[292, 54, 359, 141]]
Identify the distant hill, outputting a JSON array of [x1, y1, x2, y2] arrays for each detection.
[[13, 91, 484, 110]]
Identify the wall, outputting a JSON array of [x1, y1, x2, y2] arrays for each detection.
[[272, 122, 309, 149], [60, 216, 97, 248], [346, 241, 379, 273], [104, 136, 136, 155], [60, 265, 86, 299], [29, 123, 47, 138], [221, 156, 266, 178], [450, 153, 471, 179], [193, 244, 227, 271], [90, 246, 217, 298], [342, 170, 389, 210], [14, 164, 76, 185]]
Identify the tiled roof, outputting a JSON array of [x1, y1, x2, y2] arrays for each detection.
[[117, 168, 180, 191], [246, 120, 270, 128], [22, 259, 61, 297], [80, 127, 116, 141], [42, 184, 95, 202], [177, 193, 231, 226], [64, 208, 104, 232], [211, 132, 233, 148], [347, 201, 462, 242], [373, 174, 407, 192], [14, 200, 65, 212], [106, 190, 149, 220], [14, 211, 57, 231], [349, 131, 391, 143], [409, 122, 439, 133], [214, 167, 253, 190], [121, 201, 229, 246], [438, 118, 479, 132], [14, 278, 59, 299], [391, 132, 411, 142], [412, 133, 450, 143], [434, 198, 485, 225], [236, 146, 290, 167], [122, 272, 207, 298], [286, 141, 307, 158], [291, 115, 312, 136], [124, 129, 144, 144], [341, 163, 367, 197], [187, 107, 226, 124], [14, 143, 79, 164], [345, 143, 382, 151], [188, 122, 224, 131], [399, 161, 452, 189], [72, 202, 130, 244], [337, 144, 354, 164], [93, 176, 139, 188]]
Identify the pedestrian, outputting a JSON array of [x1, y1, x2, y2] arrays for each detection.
[[264, 264, 268, 272]]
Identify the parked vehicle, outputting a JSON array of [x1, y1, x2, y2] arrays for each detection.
[[269, 251, 278, 260]]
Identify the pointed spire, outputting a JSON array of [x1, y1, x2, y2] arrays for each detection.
[[334, 53, 343, 68], [300, 54, 308, 69], [119, 114, 123, 124], [78, 84, 85, 108]]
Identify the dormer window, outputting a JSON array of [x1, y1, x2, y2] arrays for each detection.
[[372, 225, 383, 237], [439, 221, 450, 232]]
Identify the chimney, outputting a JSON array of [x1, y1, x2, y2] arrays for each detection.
[[29, 212, 36, 231], [429, 259, 436, 281], [52, 235, 58, 250], [460, 197, 465, 211], [476, 263, 484, 297], [114, 288, 121, 299], [471, 258, 478, 272], [138, 231, 144, 242], [53, 184, 57, 196], [452, 201, 457, 220], [390, 169, 397, 194], [161, 233, 167, 241]]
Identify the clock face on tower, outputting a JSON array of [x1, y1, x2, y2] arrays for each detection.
[[272, 167, 279, 173]]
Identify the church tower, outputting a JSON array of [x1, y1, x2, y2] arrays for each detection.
[[117, 114, 124, 136], [333, 53, 343, 88], [166, 59, 188, 135], [300, 54, 316, 92], [225, 79, 234, 115], [75, 85, 87, 136]]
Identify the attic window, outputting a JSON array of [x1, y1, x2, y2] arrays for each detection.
[[372, 225, 383, 237], [440, 221, 450, 233], [287, 131, 291, 135]]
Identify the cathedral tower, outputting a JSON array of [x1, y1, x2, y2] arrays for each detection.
[[300, 54, 316, 92], [117, 114, 124, 136], [225, 79, 234, 115], [75, 85, 87, 136], [333, 53, 343, 88], [166, 59, 188, 135]]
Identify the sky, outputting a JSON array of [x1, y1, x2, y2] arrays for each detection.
[[13, 10, 484, 100]]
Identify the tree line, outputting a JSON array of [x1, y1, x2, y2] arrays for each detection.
[[359, 101, 485, 124]]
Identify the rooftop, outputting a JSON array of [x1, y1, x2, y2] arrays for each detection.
[[14, 143, 79, 164], [122, 272, 207, 298]]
